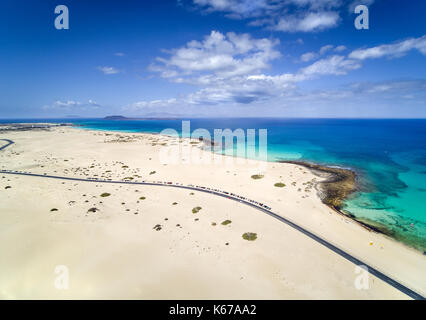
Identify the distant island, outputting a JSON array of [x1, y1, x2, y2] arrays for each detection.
[[104, 115, 129, 120]]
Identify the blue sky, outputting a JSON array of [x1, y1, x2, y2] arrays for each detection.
[[1, 0, 425, 118]]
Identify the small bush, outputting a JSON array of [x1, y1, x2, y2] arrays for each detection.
[[100, 193, 111, 197], [251, 174, 264, 180], [274, 182, 286, 187], [87, 207, 99, 213], [192, 206, 202, 214], [153, 224, 162, 231], [221, 220, 232, 226], [149, 171, 156, 175], [50, 208, 58, 212], [242, 232, 257, 241], [172, 202, 178, 205], [139, 196, 146, 200]]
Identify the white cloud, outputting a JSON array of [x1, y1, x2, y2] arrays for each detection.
[[301, 52, 317, 62], [88, 99, 100, 107], [114, 52, 125, 57], [143, 33, 425, 110], [52, 100, 81, 108], [128, 98, 178, 110], [351, 80, 426, 94], [97, 66, 121, 74], [334, 45, 346, 52], [139, 54, 360, 108], [191, 0, 346, 32], [319, 44, 334, 55], [151, 30, 280, 80], [349, 35, 426, 60], [301, 55, 361, 76], [274, 11, 339, 32], [300, 44, 346, 62], [42, 99, 101, 110], [126, 79, 426, 117]]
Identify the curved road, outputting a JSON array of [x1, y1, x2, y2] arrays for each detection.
[[0, 139, 14, 151], [0, 139, 424, 300]]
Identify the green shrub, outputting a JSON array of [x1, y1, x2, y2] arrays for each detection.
[[274, 182, 286, 187], [192, 206, 202, 214], [242, 232, 257, 241], [251, 174, 264, 180], [221, 220, 232, 226]]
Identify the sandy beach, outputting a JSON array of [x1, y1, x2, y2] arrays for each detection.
[[0, 126, 425, 299]]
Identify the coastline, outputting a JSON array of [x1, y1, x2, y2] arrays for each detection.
[[14, 122, 424, 250], [279, 160, 386, 234], [0, 124, 425, 299], [278, 160, 358, 211], [280, 160, 426, 253], [3, 122, 424, 250]]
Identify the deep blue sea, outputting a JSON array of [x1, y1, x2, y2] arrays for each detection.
[[2, 118, 425, 251]]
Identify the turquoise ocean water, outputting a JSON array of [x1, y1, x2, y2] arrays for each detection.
[[2, 118, 425, 251]]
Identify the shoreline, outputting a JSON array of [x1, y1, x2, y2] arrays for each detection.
[[1, 123, 425, 299], [280, 160, 426, 253], [280, 160, 384, 233], [3, 122, 423, 251]]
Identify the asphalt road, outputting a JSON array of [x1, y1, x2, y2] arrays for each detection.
[[0, 139, 424, 300], [0, 139, 14, 151]]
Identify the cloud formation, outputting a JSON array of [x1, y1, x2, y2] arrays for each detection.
[[42, 99, 100, 111], [97, 66, 121, 74], [150, 30, 280, 80], [349, 35, 426, 60], [190, 0, 361, 32], [130, 33, 425, 115], [300, 44, 346, 62]]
